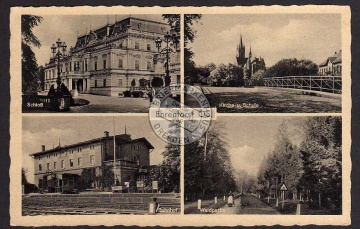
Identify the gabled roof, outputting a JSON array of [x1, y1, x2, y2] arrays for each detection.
[[129, 137, 154, 150], [319, 50, 342, 66], [74, 17, 170, 50], [29, 134, 154, 156]]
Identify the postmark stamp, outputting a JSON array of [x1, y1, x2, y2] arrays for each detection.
[[149, 84, 213, 145]]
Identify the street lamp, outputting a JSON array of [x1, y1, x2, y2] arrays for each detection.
[[155, 29, 180, 87], [49, 38, 71, 111], [51, 38, 67, 91]]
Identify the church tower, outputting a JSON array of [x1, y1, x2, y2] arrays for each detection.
[[236, 35, 248, 67], [248, 46, 253, 78]]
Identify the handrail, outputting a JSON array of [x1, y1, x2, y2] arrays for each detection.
[[263, 76, 342, 94]]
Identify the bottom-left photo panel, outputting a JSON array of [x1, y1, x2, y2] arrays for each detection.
[[21, 116, 180, 215]]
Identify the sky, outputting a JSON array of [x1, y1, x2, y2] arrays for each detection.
[[213, 116, 306, 177], [22, 116, 167, 183], [190, 14, 342, 67], [31, 14, 166, 67]]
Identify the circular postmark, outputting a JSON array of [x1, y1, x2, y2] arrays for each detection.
[[149, 84, 212, 145]]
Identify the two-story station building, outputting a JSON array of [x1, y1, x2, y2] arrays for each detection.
[[44, 16, 180, 97], [29, 131, 154, 193]]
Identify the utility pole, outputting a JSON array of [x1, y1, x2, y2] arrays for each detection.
[[113, 117, 117, 186]]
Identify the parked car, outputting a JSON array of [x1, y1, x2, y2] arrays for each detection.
[[228, 195, 235, 207]]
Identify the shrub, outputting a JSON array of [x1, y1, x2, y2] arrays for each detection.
[[131, 91, 144, 98], [123, 90, 131, 97], [151, 77, 164, 87]]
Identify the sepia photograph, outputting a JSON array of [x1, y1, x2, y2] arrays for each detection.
[[184, 14, 343, 113], [185, 116, 342, 215], [22, 14, 180, 113], [21, 116, 180, 215], [10, 5, 351, 227]]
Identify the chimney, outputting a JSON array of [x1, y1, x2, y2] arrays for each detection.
[[107, 27, 110, 37], [104, 131, 109, 138], [41, 145, 45, 152]]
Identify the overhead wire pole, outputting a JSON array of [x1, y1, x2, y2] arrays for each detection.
[[113, 116, 116, 186], [204, 131, 208, 160]]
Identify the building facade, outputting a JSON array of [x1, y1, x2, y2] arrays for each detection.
[[30, 131, 154, 193], [44, 17, 180, 97], [318, 50, 342, 76], [236, 35, 266, 78]]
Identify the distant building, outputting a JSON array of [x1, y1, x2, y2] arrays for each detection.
[[236, 35, 266, 78], [318, 50, 342, 76], [30, 131, 154, 193], [44, 16, 180, 96]]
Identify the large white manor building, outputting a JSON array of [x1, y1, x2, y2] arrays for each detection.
[[44, 17, 180, 96]]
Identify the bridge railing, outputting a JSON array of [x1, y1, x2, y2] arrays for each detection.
[[263, 76, 342, 94]]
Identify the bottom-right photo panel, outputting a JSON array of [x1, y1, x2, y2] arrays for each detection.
[[184, 116, 342, 215]]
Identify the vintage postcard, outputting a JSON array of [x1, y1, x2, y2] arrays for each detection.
[[10, 5, 351, 227]]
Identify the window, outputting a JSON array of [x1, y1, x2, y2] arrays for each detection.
[[103, 59, 107, 69], [147, 44, 151, 51], [177, 75, 180, 84], [94, 80, 97, 88], [135, 60, 140, 70], [119, 42, 123, 48], [103, 79, 107, 87], [135, 42, 140, 50], [85, 59, 88, 72], [118, 59, 123, 69], [69, 62, 72, 71], [118, 78, 123, 87], [47, 163, 50, 170], [78, 148, 82, 152], [61, 160, 65, 169], [53, 162, 57, 170], [74, 61, 80, 71], [38, 164, 42, 171], [147, 61, 152, 70], [90, 155, 95, 165], [78, 157, 82, 166], [70, 159, 74, 167], [94, 61, 97, 71]]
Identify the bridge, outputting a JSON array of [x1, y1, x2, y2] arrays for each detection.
[[263, 76, 342, 94]]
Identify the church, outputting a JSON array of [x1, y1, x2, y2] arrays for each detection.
[[236, 35, 266, 78]]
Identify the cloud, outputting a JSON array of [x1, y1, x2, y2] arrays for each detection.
[[191, 15, 341, 67], [22, 128, 78, 183], [229, 145, 265, 176]]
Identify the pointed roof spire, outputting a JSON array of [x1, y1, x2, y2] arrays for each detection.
[[240, 34, 243, 48]]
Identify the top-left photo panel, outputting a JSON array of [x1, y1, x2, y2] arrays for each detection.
[[21, 14, 181, 113]]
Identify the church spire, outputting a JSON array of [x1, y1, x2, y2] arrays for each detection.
[[249, 45, 252, 58], [240, 35, 243, 48]]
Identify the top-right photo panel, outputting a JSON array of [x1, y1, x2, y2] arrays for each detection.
[[184, 14, 346, 113]]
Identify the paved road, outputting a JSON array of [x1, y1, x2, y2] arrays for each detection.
[[69, 94, 150, 113], [217, 198, 241, 214], [217, 195, 280, 215], [197, 87, 341, 113], [238, 195, 280, 214]]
